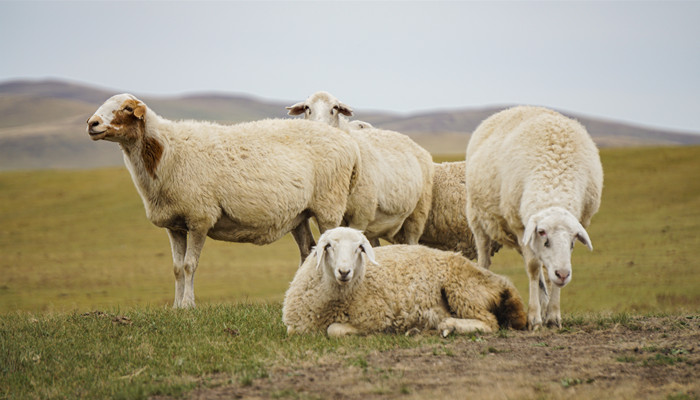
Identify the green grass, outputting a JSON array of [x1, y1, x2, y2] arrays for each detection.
[[1, 146, 699, 314], [0, 304, 440, 399]]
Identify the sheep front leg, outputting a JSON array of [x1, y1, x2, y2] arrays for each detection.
[[327, 323, 360, 337], [180, 229, 207, 308], [167, 229, 187, 308], [472, 224, 492, 270], [524, 249, 544, 330], [544, 285, 562, 329]]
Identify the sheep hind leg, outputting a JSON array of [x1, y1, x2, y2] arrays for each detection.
[[291, 219, 316, 265], [438, 318, 494, 338], [167, 229, 187, 308]]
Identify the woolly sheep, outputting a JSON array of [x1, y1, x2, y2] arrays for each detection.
[[282, 227, 527, 337], [287, 92, 434, 245], [87, 93, 364, 308], [465, 105, 603, 330], [419, 161, 501, 260]]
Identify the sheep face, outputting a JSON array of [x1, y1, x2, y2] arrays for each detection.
[[523, 207, 593, 287], [314, 227, 377, 286], [286, 91, 353, 128], [87, 93, 146, 143]]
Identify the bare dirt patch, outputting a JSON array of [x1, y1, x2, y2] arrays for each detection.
[[164, 315, 699, 400]]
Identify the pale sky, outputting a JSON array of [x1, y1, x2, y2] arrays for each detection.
[[1, 1, 699, 133]]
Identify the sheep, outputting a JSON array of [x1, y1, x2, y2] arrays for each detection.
[[419, 161, 502, 260], [287, 92, 434, 246], [282, 227, 527, 337], [465, 105, 603, 330], [86, 93, 366, 308]]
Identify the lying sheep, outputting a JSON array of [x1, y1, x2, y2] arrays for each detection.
[[282, 227, 527, 337], [465, 106, 603, 330], [87, 93, 364, 308], [419, 161, 501, 260], [287, 91, 434, 245]]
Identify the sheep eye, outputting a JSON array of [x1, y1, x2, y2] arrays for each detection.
[[124, 106, 133, 112], [544, 239, 550, 248], [324, 243, 332, 251]]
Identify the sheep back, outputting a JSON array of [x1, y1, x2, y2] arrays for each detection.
[[465, 106, 603, 247], [140, 118, 362, 245]]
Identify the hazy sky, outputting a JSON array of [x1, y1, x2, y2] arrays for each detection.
[[1, 1, 699, 133]]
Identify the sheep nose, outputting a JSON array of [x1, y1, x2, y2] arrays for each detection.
[[338, 269, 350, 279], [87, 115, 102, 127], [555, 270, 570, 281]]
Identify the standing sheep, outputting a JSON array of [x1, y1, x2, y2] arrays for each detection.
[[87, 93, 365, 308], [420, 161, 501, 260], [282, 227, 527, 337], [465, 106, 603, 330], [288, 91, 496, 258], [287, 91, 434, 246]]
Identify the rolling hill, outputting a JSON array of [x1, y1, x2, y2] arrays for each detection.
[[1, 79, 699, 170]]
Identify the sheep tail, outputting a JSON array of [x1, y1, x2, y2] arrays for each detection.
[[493, 285, 528, 330]]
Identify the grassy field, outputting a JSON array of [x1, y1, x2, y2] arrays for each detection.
[[1, 146, 699, 314], [1, 146, 699, 399]]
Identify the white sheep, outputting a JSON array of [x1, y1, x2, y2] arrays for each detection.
[[419, 161, 501, 260], [87, 93, 366, 308], [282, 227, 527, 337], [287, 92, 434, 246], [465, 105, 603, 330]]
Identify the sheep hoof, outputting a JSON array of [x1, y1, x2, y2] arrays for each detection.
[[405, 328, 421, 337], [441, 329, 452, 338]]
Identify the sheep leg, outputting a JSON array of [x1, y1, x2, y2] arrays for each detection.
[[291, 219, 316, 265], [179, 229, 207, 308], [472, 224, 492, 270], [167, 229, 187, 308], [544, 285, 562, 329], [524, 249, 544, 330], [438, 318, 494, 338], [327, 323, 360, 337]]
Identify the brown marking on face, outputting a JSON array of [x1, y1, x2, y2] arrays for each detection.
[[142, 136, 163, 179], [108, 99, 147, 142]]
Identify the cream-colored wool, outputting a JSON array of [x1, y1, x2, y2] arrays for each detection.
[[282, 227, 527, 337], [419, 161, 501, 260], [287, 92, 434, 245], [87, 93, 364, 308], [465, 106, 603, 330]]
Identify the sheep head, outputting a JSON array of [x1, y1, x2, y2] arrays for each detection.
[[522, 207, 593, 288], [87, 93, 147, 143], [286, 91, 353, 128], [314, 227, 377, 287]]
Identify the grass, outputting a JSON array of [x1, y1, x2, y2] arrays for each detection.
[[1, 146, 699, 314], [0, 146, 699, 397], [0, 303, 442, 399]]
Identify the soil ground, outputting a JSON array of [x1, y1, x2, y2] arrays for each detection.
[[162, 315, 699, 400]]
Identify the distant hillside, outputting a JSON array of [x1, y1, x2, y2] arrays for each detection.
[[1, 79, 699, 170]]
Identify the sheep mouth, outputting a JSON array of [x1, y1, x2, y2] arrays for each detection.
[[336, 277, 351, 285], [88, 129, 107, 140]]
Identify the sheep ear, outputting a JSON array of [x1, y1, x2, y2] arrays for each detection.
[[133, 103, 146, 120], [522, 215, 538, 250], [314, 240, 328, 271], [286, 102, 306, 116], [337, 103, 353, 117], [359, 237, 378, 265], [576, 226, 593, 251]]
